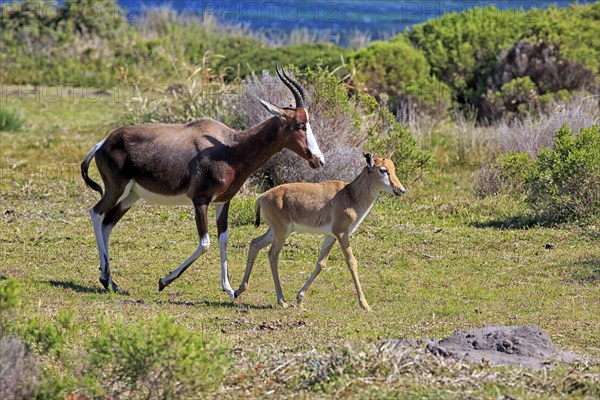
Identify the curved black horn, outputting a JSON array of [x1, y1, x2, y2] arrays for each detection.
[[282, 68, 308, 106], [276, 64, 305, 109]]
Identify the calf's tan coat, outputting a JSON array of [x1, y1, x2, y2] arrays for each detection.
[[234, 154, 405, 311]]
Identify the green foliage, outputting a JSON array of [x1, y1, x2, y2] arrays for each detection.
[[366, 95, 433, 179], [89, 315, 231, 399], [17, 311, 75, 356], [351, 37, 430, 93], [490, 76, 539, 119], [528, 3, 600, 75], [0, 279, 20, 313], [225, 43, 347, 82], [56, 0, 126, 39], [478, 152, 535, 197], [407, 2, 600, 115], [408, 6, 527, 103], [0, 105, 26, 131], [350, 36, 451, 115], [525, 124, 600, 223]]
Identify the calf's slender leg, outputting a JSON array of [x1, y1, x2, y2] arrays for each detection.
[[158, 200, 210, 291], [335, 232, 372, 312], [234, 229, 274, 299], [296, 236, 336, 306], [268, 236, 288, 308]]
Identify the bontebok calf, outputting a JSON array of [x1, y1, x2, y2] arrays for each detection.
[[81, 66, 324, 297], [234, 153, 405, 311]]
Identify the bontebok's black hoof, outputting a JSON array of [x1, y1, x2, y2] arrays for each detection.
[[99, 277, 109, 289], [158, 278, 166, 292]]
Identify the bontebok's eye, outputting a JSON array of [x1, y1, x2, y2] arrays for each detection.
[[379, 168, 388, 175]]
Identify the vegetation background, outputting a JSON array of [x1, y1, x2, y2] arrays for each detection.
[[0, 0, 598, 398]]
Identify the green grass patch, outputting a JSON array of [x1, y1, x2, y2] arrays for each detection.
[[0, 104, 26, 131]]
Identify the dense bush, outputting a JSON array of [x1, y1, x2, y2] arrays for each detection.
[[480, 41, 595, 121], [408, 6, 527, 104], [407, 3, 599, 119], [224, 43, 348, 82], [350, 36, 451, 116], [478, 123, 600, 223], [526, 124, 600, 222], [477, 95, 599, 198], [477, 152, 534, 197]]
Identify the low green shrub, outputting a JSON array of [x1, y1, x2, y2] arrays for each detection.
[[0, 105, 26, 131], [477, 152, 534, 197], [486, 77, 539, 121], [525, 124, 600, 223], [89, 315, 231, 399], [0, 279, 20, 313], [1, 279, 231, 399]]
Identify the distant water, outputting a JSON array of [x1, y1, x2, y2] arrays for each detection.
[[119, 0, 594, 40]]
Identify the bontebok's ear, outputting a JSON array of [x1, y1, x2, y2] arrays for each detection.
[[364, 153, 374, 171], [258, 98, 284, 118]]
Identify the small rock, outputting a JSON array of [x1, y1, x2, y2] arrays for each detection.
[[545, 243, 555, 250]]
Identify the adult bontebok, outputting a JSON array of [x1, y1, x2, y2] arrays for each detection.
[[80, 66, 324, 297], [234, 153, 405, 312]]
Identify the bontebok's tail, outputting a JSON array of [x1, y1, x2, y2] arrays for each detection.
[[81, 138, 106, 196], [254, 197, 262, 228]]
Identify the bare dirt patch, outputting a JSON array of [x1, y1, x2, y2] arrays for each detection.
[[381, 325, 579, 369]]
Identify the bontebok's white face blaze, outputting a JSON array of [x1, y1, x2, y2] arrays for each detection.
[[305, 112, 324, 166]]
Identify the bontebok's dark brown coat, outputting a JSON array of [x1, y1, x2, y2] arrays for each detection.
[[81, 67, 324, 296]]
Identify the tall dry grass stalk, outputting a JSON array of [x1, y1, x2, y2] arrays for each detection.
[[492, 94, 599, 157]]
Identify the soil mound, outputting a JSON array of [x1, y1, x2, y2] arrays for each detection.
[[381, 325, 579, 369]]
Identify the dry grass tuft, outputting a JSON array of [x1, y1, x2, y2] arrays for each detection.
[[0, 336, 40, 399]]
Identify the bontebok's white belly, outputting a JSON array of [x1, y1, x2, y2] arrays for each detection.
[[131, 182, 192, 206]]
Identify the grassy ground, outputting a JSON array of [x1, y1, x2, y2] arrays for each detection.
[[1, 92, 598, 398]]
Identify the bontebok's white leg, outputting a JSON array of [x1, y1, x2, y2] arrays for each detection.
[[89, 208, 109, 286], [216, 203, 234, 299], [297, 236, 336, 306], [158, 234, 210, 290], [101, 192, 139, 273]]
